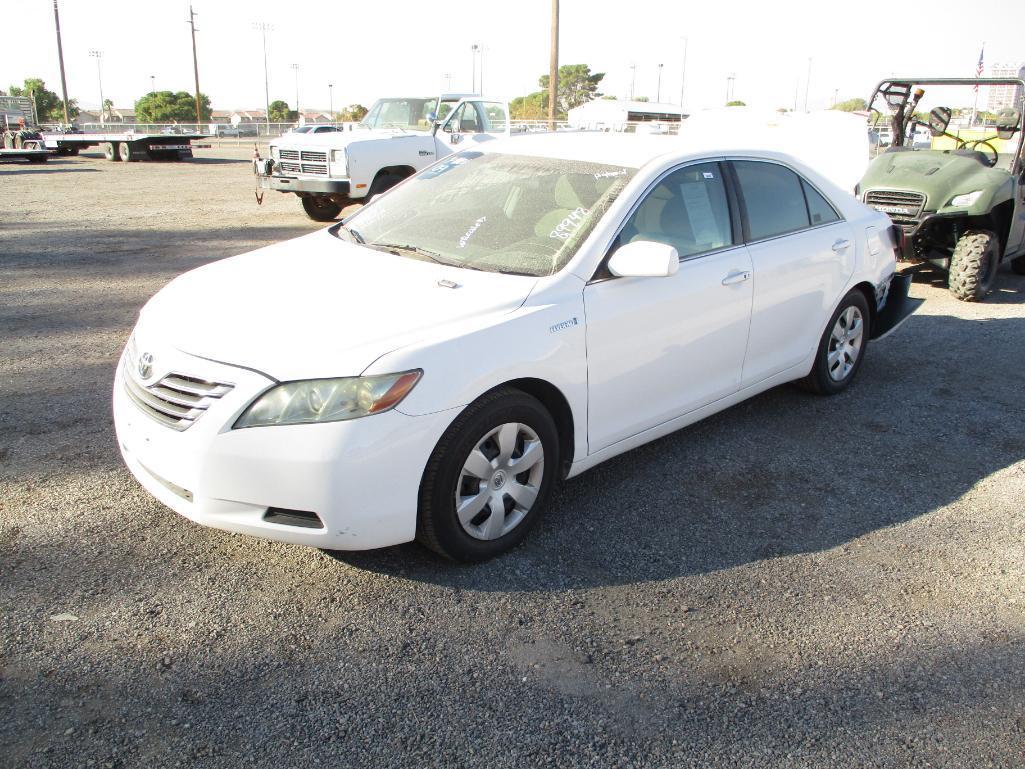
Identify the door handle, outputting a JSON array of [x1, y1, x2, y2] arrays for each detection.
[[832, 239, 852, 252], [721, 270, 751, 286]]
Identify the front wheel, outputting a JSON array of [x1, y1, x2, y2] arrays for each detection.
[[948, 230, 999, 301], [300, 195, 343, 222], [417, 387, 559, 562], [797, 289, 870, 395], [102, 142, 119, 161]]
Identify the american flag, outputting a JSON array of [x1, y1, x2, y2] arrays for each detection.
[[974, 46, 985, 91]]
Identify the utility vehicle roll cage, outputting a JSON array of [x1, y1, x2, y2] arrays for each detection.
[[867, 77, 1025, 175]]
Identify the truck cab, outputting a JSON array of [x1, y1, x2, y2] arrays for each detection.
[[256, 94, 511, 221]]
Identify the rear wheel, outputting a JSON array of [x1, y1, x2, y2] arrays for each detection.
[[417, 387, 559, 562], [948, 230, 999, 301], [300, 195, 343, 221], [102, 142, 119, 161], [797, 289, 870, 396], [118, 142, 139, 162]]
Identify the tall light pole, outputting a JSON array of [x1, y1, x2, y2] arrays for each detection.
[[656, 63, 663, 103], [443, 73, 453, 91], [188, 5, 202, 125], [726, 74, 735, 103], [804, 57, 812, 112], [679, 36, 688, 110], [471, 44, 479, 93], [89, 50, 105, 125], [52, 1, 71, 124], [548, 0, 559, 130], [150, 75, 155, 93], [253, 22, 272, 128], [629, 63, 636, 100], [291, 63, 300, 119], [328, 82, 334, 120]]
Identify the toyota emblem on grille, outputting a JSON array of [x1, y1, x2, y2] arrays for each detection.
[[137, 352, 155, 380]]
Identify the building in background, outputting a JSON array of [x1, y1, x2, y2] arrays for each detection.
[[987, 64, 1025, 112], [567, 99, 687, 132]]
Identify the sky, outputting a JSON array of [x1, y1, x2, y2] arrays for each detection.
[[4, 0, 1024, 116]]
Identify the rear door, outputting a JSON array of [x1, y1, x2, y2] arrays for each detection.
[[728, 159, 855, 386]]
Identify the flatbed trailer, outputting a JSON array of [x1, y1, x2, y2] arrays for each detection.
[[41, 132, 209, 161], [0, 147, 50, 163]]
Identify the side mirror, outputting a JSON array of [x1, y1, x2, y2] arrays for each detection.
[[996, 108, 1021, 140], [608, 241, 679, 278], [928, 106, 951, 137]]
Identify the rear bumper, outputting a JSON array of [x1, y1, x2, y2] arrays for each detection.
[[871, 272, 922, 340]]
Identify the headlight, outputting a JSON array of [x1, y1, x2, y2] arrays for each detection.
[[949, 190, 983, 207], [330, 148, 347, 174], [233, 370, 421, 429]]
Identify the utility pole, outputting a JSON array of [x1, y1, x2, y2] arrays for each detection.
[[679, 36, 688, 110], [629, 63, 636, 100], [804, 57, 812, 112], [726, 74, 735, 103], [657, 63, 663, 103], [471, 44, 479, 93], [548, 0, 559, 131], [253, 23, 272, 129], [89, 50, 104, 125], [52, 0, 71, 124], [188, 5, 202, 125], [443, 73, 453, 92], [150, 75, 156, 93], [291, 64, 300, 118], [328, 82, 334, 120]]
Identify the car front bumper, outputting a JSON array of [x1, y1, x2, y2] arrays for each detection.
[[113, 342, 455, 551], [254, 163, 351, 195]]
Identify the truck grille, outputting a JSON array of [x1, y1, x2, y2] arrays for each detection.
[[864, 190, 926, 226], [123, 362, 233, 431], [300, 150, 327, 162], [278, 160, 327, 175], [279, 149, 300, 160], [279, 161, 301, 173]]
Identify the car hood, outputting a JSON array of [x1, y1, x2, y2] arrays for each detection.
[[273, 128, 429, 150], [860, 150, 1011, 212], [139, 228, 538, 381]]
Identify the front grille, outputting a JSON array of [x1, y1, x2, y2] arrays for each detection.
[[123, 362, 233, 431], [278, 149, 300, 160], [279, 161, 301, 173], [300, 150, 327, 162], [864, 190, 926, 226], [299, 162, 327, 175]]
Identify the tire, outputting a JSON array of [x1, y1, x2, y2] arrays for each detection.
[[102, 142, 119, 161], [366, 172, 406, 202], [1011, 255, 1025, 276], [118, 142, 138, 162], [797, 289, 871, 396], [948, 230, 999, 301], [300, 195, 343, 222], [417, 387, 559, 562]]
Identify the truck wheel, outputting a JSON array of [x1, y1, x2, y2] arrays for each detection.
[[118, 142, 137, 162], [102, 142, 120, 161], [366, 172, 407, 202], [300, 196, 343, 222], [796, 289, 870, 396], [948, 230, 999, 301], [1011, 255, 1025, 276]]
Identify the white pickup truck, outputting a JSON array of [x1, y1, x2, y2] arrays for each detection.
[[255, 94, 511, 220]]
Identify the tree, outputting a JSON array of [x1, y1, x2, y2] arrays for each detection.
[[338, 104, 368, 122], [8, 77, 78, 121], [135, 90, 211, 122], [268, 99, 297, 122], [634, 96, 650, 103], [102, 98, 113, 122], [726, 100, 747, 107], [832, 97, 867, 112], [510, 92, 546, 120], [536, 63, 605, 116]]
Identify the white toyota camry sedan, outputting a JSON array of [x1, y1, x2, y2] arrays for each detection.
[[114, 134, 902, 561]]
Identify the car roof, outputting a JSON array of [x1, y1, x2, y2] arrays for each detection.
[[479, 132, 809, 171]]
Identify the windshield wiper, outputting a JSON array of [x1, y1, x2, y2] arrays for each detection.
[[368, 242, 450, 265], [335, 223, 364, 244]]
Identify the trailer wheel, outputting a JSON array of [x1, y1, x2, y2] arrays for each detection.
[[102, 142, 120, 161], [118, 142, 141, 162], [300, 196, 343, 222], [948, 230, 999, 302]]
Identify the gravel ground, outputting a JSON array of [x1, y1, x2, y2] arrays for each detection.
[[2, 148, 1025, 769]]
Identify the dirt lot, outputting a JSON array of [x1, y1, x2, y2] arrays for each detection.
[[2, 148, 1025, 769]]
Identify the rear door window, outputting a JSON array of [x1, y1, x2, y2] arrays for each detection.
[[733, 160, 810, 241]]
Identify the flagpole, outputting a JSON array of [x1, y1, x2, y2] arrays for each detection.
[[971, 43, 985, 127]]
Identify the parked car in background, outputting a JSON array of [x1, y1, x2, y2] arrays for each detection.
[[117, 135, 908, 561], [254, 94, 510, 221], [288, 125, 341, 135]]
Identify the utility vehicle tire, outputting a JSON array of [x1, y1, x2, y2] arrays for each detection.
[[300, 195, 342, 222], [1011, 255, 1025, 276], [948, 230, 999, 301], [796, 289, 870, 396], [102, 142, 119, 161], [417, 387, 559, 562]]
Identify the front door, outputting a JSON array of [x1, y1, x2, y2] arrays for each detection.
[[584, 161, 754, 453], [433, 100, 509, 157]]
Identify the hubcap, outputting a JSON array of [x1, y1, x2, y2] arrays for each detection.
[[455, 422, 545, 541], [827, 306, 864, 382]]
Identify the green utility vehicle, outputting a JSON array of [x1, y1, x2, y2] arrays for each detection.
[[860, 78, 1025, 301]]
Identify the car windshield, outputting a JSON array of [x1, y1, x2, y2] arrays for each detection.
[[339, 151, 637, 277], [359, 98, 438, 131]]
